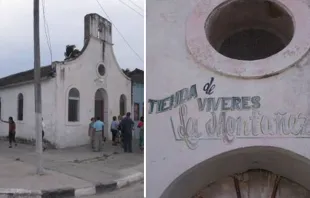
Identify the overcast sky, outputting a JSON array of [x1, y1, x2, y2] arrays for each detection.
[[0, 0, 144, 78]]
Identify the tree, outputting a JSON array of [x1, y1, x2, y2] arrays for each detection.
[[64, 45, 80, 60], [122, 68, 131, 76]]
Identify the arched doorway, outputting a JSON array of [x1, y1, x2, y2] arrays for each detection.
[[119, 94, 127, 116], [160, 146, 310, 198], [193, 169, 309, 197], [94, 89, 108, 136]]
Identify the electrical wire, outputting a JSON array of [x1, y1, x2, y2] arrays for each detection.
[[41, 0, 53, 64], [42, 0, 52, 60], [127, 0, 143, 12], [95, 0, 143, 63], [118, 0, 143, 17]]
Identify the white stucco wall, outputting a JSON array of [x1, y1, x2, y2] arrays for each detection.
[[53, 14, 131, 148], [146, 0, 310, 197], [0, 14, 131, 149], [0, 79, 56, 143]]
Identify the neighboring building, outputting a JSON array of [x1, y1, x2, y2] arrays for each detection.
[[126, 68, 144, 139], [0, 13, 131, 148], [147, 0, 310, 198]]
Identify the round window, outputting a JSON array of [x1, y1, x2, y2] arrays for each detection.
[[186, 0, 310, 78], [97, 64, 105, 76], [206, 0, 294, 61]]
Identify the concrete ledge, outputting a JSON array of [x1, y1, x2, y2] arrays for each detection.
[[0, 189, 41, 195], [115, 172, 144, 188], [0, 136, 56, 149], [0, 172, 144, 198], [0, 188, 41, 198], [95, 182, 117, 194], [42, 187, 75, 198], [74, 186, 96, 197]]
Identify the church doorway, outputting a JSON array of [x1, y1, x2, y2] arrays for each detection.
[[119, 94, 127, 116], [94, 89, 108, 134], [192, 169, 309, 197], [160, 146, 310, 198]]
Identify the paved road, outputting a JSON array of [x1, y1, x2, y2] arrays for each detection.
[[0, 140, 143, 188], [87, 182, 144, 198]]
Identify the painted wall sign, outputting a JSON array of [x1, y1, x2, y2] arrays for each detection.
[[203, 77, 215, 95], [148, 84, 198, 114], [148, 78, 310, 150], [170, 104, 308, 149]]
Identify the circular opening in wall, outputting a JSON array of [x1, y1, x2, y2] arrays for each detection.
[[98, 64, 106, 76], [205, 0, 294, 61]]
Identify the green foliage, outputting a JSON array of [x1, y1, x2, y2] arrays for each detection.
[[64, 45, 80, 60], [122, 68, 131, 76]]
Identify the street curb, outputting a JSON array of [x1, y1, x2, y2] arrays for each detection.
[[0, 172, 144, 198], [0, 188, 42, 198], [115, 172, 144, 189]]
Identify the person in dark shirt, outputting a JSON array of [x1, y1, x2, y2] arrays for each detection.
[[1, 117, 17, 148], [119, 112, 134, 153], [118, 115, 123, 147]]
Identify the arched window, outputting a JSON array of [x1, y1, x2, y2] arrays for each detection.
[[17, 93, 23, 121], [68, 88, 80, 122]]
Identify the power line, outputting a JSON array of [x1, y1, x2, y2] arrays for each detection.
[[127, 0, 143, 12], [41, 0, 52, 62], [95, 0, 143, 63], [41, 0, 53, 64], [118, 0, 143, 17]]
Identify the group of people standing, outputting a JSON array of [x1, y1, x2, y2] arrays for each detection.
[[88, 112, 144, 153], [1, 112, 144, 153]]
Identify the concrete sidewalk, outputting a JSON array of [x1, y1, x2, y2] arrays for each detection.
[[0, 140, 144, 197]]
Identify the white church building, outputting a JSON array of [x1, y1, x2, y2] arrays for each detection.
[[0, 13, 131, 148], [147, 0, 310, 197]]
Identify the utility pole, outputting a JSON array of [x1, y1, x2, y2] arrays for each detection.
[[33, 0, 43, 174]]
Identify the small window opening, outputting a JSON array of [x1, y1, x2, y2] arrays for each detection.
[[205, 0, 294, 60], [68, 88, 80, 122]]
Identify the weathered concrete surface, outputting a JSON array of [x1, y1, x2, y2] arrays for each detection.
[[0, 140, 143, 191], [86, 181, 144, 198], [0, 156, 92, 191]]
